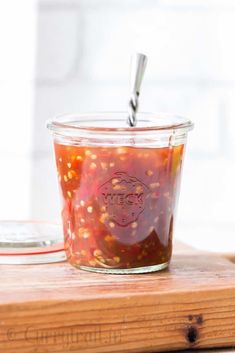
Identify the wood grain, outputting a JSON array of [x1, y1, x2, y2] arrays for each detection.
[[0, 243, 235, 353]]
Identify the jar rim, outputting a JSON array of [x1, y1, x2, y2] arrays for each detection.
[[47, 111, 193, 135]]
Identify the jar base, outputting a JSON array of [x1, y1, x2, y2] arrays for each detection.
[[77, 261, 169, 274]]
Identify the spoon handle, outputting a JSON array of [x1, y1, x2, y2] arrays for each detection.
[[127, 53, 148, 127]]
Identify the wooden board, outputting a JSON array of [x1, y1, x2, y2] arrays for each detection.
[[1, 243, 235, 353]]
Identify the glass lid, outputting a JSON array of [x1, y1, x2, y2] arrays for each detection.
[[0, 220, 66, 264]]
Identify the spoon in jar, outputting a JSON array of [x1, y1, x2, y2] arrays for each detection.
[[127, 53, 148, 127]]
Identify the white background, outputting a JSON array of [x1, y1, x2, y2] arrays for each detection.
[[0, 0, 235, 253]]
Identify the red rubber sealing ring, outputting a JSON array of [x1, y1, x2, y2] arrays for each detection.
[[0, 242, 65, 256]]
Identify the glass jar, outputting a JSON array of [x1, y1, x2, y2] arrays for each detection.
[[47, 112, 193, 274]]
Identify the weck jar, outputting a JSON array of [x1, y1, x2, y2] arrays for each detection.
[[47, 112, 193, 274]]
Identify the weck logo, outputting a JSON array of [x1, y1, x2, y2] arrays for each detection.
[[98, 172, 149, 227]]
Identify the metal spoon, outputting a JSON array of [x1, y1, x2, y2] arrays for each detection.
[[127, 53, 148, 127]]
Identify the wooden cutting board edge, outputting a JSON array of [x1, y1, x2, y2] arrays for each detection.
[[1, 286, 235, 353], [1, 243, 235, 353]]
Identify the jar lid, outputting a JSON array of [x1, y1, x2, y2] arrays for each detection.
[[0, 221, 66, 264]]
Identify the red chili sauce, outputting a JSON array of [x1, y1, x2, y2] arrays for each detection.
[[54, 144, 184, 270]]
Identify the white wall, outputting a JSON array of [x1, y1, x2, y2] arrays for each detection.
[[0, 0, 37, 218], [1, 0, 235, 252]]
